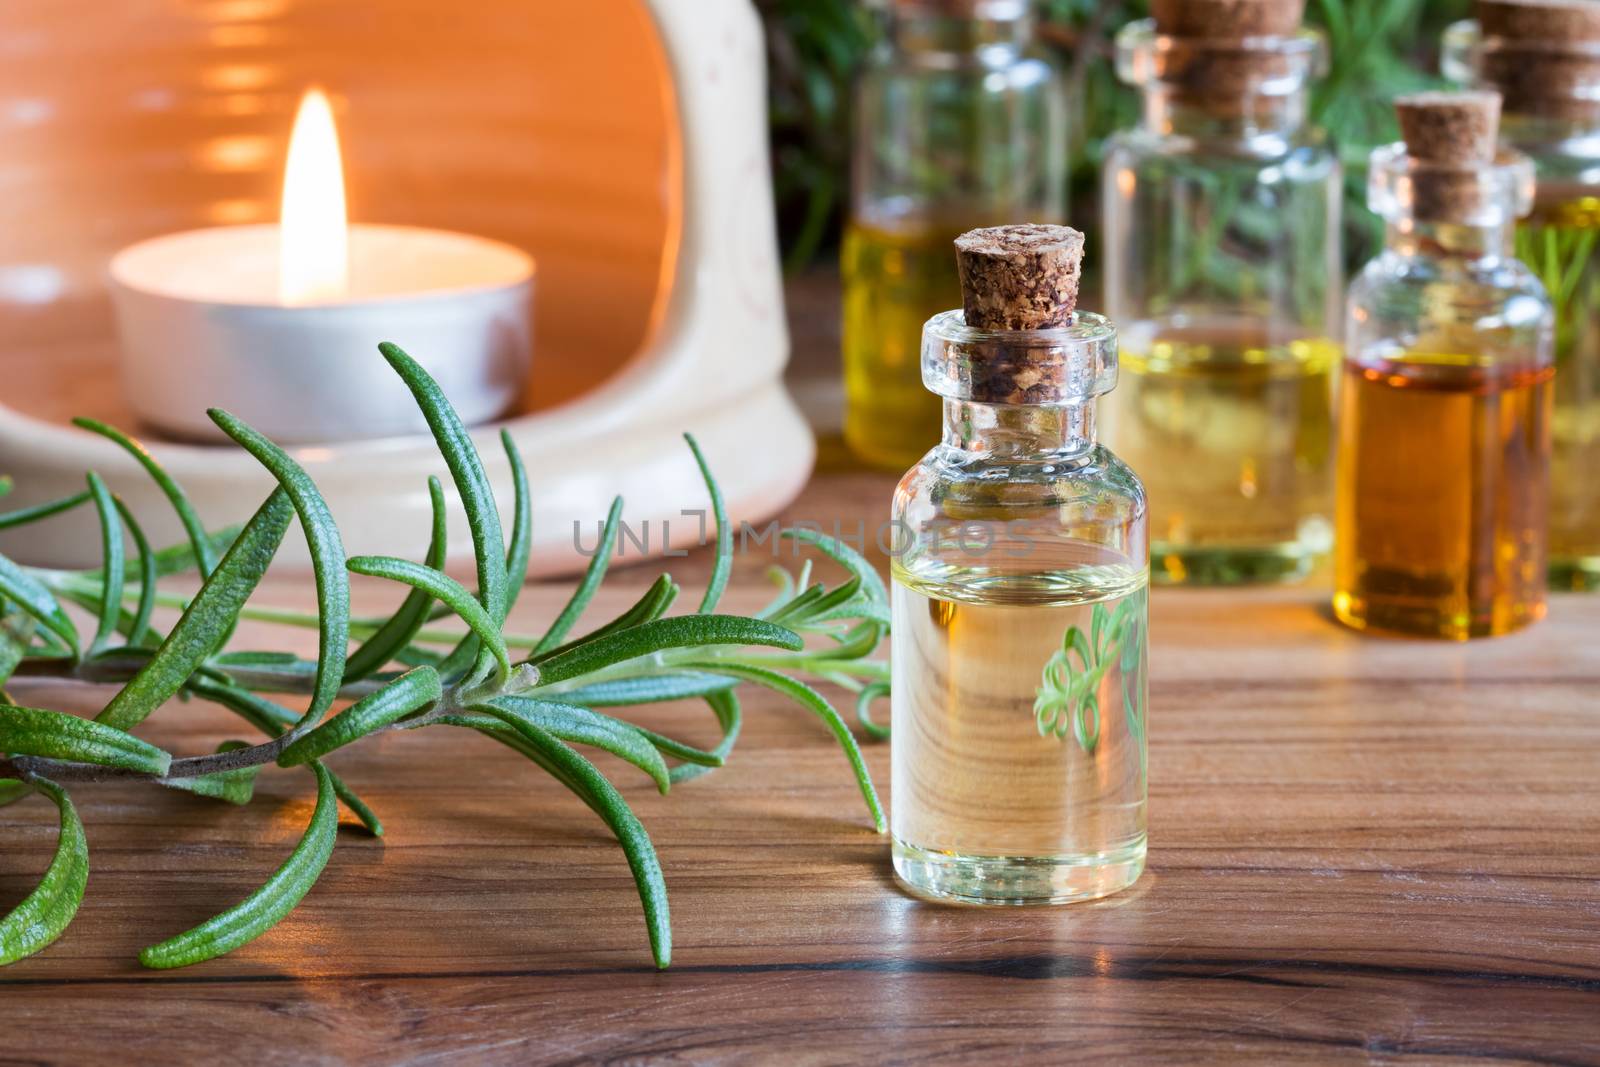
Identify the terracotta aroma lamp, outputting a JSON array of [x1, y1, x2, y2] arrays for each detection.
[[0, 0, 808, 575]]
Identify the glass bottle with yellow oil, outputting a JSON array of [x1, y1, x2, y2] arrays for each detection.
[[1101, 0, 1341, 584], [1337, 92, 1554, 640], [844, 0, 1068, 470], [891, 225, 1148, 905], [1443, 1, 1600, 589]]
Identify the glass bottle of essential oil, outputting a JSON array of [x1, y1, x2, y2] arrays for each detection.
[[844, 0, 1068, 470], [1337, 92, 1554, 640], [1443, 2, 1600, 590], [1101, 0, 1341, 584], [891, 225, 1148, 905]]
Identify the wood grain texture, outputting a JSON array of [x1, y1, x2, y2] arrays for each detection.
[[2, 469, 1598, 1065]]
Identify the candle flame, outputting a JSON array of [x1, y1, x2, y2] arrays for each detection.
[[279, 88, 348, 305]]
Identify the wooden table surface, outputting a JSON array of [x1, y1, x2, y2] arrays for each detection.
[[4, 466, 1599, 1065]]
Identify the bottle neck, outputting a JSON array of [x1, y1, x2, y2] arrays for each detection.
[[886, 7, 1030, 59], [1140, 85, 1309, 139], [941, 399, 1096, 458], [1385, 217, 1514, 262]]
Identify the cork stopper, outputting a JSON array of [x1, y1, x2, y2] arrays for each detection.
[[1478, 0, 1600, 40], [1395, 91, 1502, 164], [891, 0, 1028, 15], [1473, 0, 1600, 118], [930, 225, 1111, 406], [1134, 0, 1311, 116], [1392, 92, 1507, 222], [955, 225, 1084, 332], [1150, 0, 1306, 38]]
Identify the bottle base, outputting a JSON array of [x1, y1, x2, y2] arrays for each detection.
[[1550, 556, 1600, 592], [1332, 590, 1546, 640], [891, 836, 1146, 906], [1152, 543, 1318, 586]]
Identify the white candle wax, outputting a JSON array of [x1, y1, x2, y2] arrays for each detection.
[[109, 223, 533, 443]]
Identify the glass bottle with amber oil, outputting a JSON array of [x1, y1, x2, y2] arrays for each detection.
[[891, 225, 1148, 904], [1337, 92, 1554, 640], [1444, 1, 1600, 589], [845, 0, 1067, 470], [1102, 0, 1341, 584]]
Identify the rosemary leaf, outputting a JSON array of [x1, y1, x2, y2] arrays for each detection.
[[0, 553, 78, 656], [96, 490, 293, 731], [377, 343, 507, 624], [781, 528, 889, 606], [83, 474, 124, 656], [327, 768, 383, 837], [113, 497, 156, 648], [346, 557, 510, 687], [678, 662, 884, 832], [0, 490, 92, 530], [526, 574, 679, 664], [457, 715, 671, 969], [684, 434, 731, 614], [278, 667, 442, 766], [139, 761, 339, 969], [208, 409, 349, 733], [556, 672, 738, 707], [73, 417, 218, 578], [501, 430, 533, 616], [531, 615, 805, 687], [0, 705, 172, 775], [478, 697, 673, 794], [667, 687, 742, 786], [0, 777, 88, 966], [434, 429, 535, 675], [186, 679, 299, 736], [854, 682, 891, 741], [0, 779, 30, 807], [0, 607, 33, 689]]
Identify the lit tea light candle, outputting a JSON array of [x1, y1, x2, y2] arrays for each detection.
[[109, 89, 534, 443]]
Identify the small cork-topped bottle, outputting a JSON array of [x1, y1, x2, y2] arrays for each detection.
[[1102, 0, 1342, 586], [1443, 0, 1600, 590], [1337, 92, 1554, 640], [890, 224, 1149, 905]]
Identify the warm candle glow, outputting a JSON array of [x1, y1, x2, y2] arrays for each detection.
[[278, 88, 348, 305]]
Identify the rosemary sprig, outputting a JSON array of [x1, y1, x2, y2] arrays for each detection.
[[0, 343, 889, 971]]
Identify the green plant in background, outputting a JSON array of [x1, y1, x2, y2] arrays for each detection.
[[1309, 0, 1464, 265], [763, 0, 1470, 275], [1517, 221, 1600, 362], [759, 0, 875, 272], [0, 344, 889, 971]]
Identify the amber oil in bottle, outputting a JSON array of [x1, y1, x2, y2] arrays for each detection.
[[1337, 92, 1554, 639]]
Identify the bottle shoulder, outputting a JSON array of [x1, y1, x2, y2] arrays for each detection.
[[858, 47, 1062, 88], [893, 443, 1147, 520], [1350, 251, 1554, 311], [891, 444, 1150, 582], [1104, 125, 1338, 172]]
